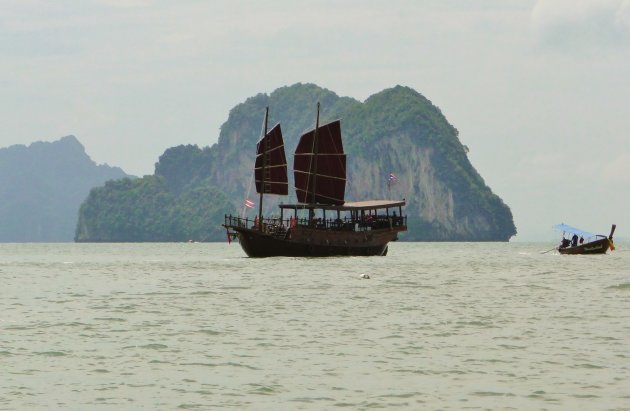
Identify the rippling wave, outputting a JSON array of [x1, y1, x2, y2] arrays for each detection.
[[2, 242, 629, 409]]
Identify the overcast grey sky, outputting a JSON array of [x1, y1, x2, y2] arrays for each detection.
[[1, 0, 629, 241]]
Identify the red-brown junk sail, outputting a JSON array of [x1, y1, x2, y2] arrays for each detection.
[[294, 120, 346, 204], [255, 123, 288, 195]]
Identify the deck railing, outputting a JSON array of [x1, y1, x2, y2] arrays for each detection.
[[224, 214, 407, 234]]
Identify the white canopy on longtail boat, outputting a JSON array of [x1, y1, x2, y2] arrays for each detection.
[[553, 224, 596, 239]]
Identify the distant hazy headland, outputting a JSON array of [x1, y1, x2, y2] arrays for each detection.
[[0, 136, 129, 242]]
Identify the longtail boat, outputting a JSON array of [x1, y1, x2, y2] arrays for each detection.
[[555, 223, 616, 255], [223, 104, 407, 257]]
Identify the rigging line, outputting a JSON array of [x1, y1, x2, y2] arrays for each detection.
[[294, 112, 318, 221], [311, 102, 321, 204], [259, 112, 266, 140], [241, 169, 256, 219], [298, 125, 317, 221], [295, 107, 317, 204], [242, 113, 267, 219], [305, 119, 317, 204]]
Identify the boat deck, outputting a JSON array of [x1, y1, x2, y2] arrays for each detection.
[[224, 214, 407, 236]]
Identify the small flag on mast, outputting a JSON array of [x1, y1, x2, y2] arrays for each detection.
[[388, 172, 398, 185], [387, 172, 398, 196], [244, 199, 255, 209]]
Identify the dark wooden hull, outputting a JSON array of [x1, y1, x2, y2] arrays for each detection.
[[558, 238, 612, 255], [230, 226, 400, 257]]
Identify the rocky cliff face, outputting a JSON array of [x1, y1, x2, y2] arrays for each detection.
[[348, 133, 507, 240], [345, 86, 514, 240]]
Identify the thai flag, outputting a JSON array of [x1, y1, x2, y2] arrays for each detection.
[[244, 199, 255, 209]]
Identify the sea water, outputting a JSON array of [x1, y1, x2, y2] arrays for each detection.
[[1, 242, 629, 410]]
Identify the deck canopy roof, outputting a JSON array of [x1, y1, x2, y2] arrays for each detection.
[[279, 199, 405, 211]]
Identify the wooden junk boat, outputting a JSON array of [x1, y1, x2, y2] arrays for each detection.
[[223, 104, 407, 257], [555, 223, 616, 255]]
